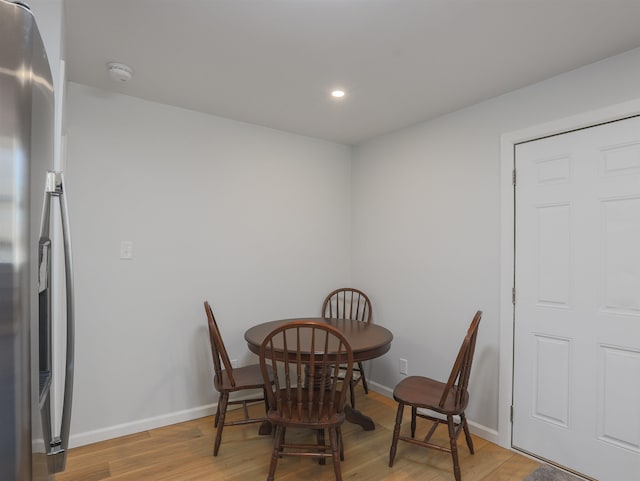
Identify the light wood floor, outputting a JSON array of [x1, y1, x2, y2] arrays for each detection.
[[57, 391, 539, 481]]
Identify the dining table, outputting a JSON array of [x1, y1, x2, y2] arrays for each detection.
[[244, 317, 393, 431]]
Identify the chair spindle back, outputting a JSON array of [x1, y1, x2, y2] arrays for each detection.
[[438, 310, 482, 409], [322, 288, 372, 323], [204, 301, 236, 389], [259, 321, 353, 422]]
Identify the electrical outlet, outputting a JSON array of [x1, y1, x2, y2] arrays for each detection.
[[400, 358, 408, 375]]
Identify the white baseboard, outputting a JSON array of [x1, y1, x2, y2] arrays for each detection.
[[368, 380, 394, 398], [467, 419, 499, 444], [70, 382, 499, 448], [367, 380, 499, 444], [69, 403, 217, 448]]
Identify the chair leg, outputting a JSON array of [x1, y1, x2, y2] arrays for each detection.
[[349, 363, 368, 409], [350, 379, 356, 408], [411, 406, 417, 438], [214, 393, 221, 428], [263, 387, 270, 416], [267, 424, 284, 481], [329, 427, 343, 481], [213, 392, 229, 456], [278, 427, 286, 457], [259, 388, 273, 436], [338, 426, 344, 461], [389, 402, 404, 467], [317, 429, 326, 465], [447, 415, 462, 481], [358, 361, 368, 394], [461, 412, 474, 454]]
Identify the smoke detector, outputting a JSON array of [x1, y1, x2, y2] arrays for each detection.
[[107, 62, 133, 83]]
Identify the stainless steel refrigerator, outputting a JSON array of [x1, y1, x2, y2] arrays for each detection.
[[1, 1, 74, 480]]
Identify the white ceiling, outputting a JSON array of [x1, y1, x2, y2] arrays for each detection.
[[63, 0, 640, 145]]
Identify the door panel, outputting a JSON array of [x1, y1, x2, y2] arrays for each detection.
[[513, 116, 640, 481], [598, 345, 640, 453]]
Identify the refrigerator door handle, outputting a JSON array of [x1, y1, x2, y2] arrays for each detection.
[[43, 171, 75, 473]]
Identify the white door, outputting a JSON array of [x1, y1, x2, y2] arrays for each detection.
[[513, 115, 640, 481]]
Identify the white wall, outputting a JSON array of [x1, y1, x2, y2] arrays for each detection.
[[64, 43, 640, 447], [352, 47, 640, 438], [65, 83, 352, 446]]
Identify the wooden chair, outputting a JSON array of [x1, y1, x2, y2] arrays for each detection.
[[259, 321, 354, 481], [322, 288, 372, 407], [204, 301, 273, 456], [388, 311, 482, 481]]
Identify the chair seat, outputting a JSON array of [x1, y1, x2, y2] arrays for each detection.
[[393, 375, 469, 414], [267, 389, 346, 427], [215, 364, 273, 392]]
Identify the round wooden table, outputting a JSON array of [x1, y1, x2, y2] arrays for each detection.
[[245, 317, 393, 431]]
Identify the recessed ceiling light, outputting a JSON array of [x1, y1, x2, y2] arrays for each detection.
[[331, 89, 345, 98]]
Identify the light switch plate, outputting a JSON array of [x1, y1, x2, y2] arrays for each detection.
[[120, 240, 134, 260]]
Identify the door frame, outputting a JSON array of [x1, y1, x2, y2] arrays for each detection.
[[498, 97, 640, 449]]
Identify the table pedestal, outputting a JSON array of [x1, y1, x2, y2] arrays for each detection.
[[258, 421, 272, 435], [303, 365, 376, 431], [344, 404, 375, 431]]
